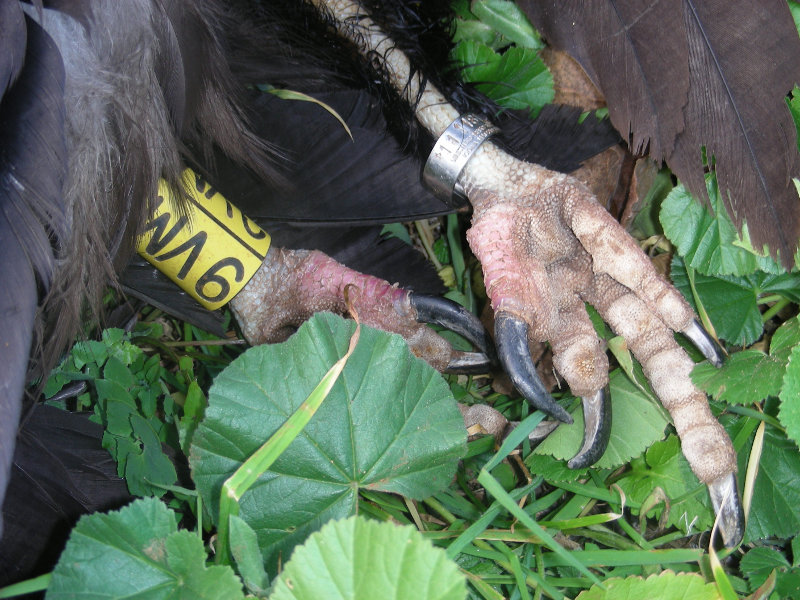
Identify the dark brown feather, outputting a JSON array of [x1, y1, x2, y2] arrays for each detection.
[[521, 0, 800, 267]]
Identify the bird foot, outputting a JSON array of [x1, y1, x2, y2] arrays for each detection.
[[270, 0, 743, 546], [458, 144, 740, 544], [230, 247, 493, 373]]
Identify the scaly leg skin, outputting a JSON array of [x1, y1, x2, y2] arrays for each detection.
[[230, 248, 492, 373], [309, 0, 743, 546]]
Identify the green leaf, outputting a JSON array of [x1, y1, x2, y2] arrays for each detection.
[[190, 313, 466, 574], [745, 427, 800, 542], [526, 450, 590, 482], [615, 436, 713, 535], [692, 350, 785, 405], [469, 0, 543, 49], [47, 498, 245, 599], [178, 380, 206, 454], [380, 223, 412, 246], [777, 569, 800, 598], [532, 369, 669, 469], [575, 571, 722, 600], [270, 516, 466, 600], [793, 536, 800, 568], [97, 380, 137, 437], [451, 41, 553, 116], [229, 515, 269, 596], [779, 345, 800, 449], [122, 414, 178, 497], [103, 356, 135, 389], [741, 546, 800, 598], [660, 176, 777, 277], [452, 18, 502, 48], [164, 532, 246, 599], [740, 547, 790, 589], [771, 317, 800, 362]]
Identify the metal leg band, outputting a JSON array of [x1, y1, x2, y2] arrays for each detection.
[[422, 113, 499, 206]]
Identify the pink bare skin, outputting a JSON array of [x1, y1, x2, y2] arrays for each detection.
[[230, 248, 455, 372]]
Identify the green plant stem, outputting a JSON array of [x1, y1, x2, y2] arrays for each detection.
[[464, 570, 505, 600], [685, 264, 718, 339], [534, 545, 545, 600], [424, 496, 459, 524], [163, 339, 246, 348], [0, 573, 51, 598], [577, 526, 643, 550], [428, 487, 565, 598], [460, 543, 566, 599], [726, 405, 783, 431], [446, 213, 466, 291], [414, 220, 443, 271], [761, 297, 791, 323], [757, 294, 784, 305], [613, 516, 654, 550]]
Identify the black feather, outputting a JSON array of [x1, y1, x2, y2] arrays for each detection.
[[496, 105, 620, 173], [0, 8, 67, 525], [0, 406, 131, 588], [0, 0, 27, 93], [207, 89, 457, 225]]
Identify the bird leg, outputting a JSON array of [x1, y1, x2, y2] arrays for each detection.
[[308, 0, 743, 546]]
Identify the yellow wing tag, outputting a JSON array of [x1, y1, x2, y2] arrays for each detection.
[[137, 170, 271, 310]]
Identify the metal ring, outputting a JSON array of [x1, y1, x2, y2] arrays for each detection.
[[422, 114, 499, 207]]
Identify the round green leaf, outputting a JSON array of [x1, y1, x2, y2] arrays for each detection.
[[270, 516, 466, 600], [190, 313, 465, 573], [47, 498, 244, 600], [469, 0, 544, 49]]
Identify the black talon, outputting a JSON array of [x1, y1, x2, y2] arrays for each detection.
[[567, 389, 611, 469], [494, 312, 573, 424], [707, 473, 745, 547], [446, 352, 493, 373], [524, 419, 560, 444], [410, 293, 497, 361], [683, 319, 725, 368]]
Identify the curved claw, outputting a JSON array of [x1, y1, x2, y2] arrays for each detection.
[[410, 293, 496, 359], [445, 352, 493, 373], [682, 319, 725, 368], [495, 312, 573, 424], [707, 473, 745, 547], [567, 389, 611, 469]]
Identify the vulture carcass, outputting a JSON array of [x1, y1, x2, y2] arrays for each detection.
[[2, 0, 800, 582]]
